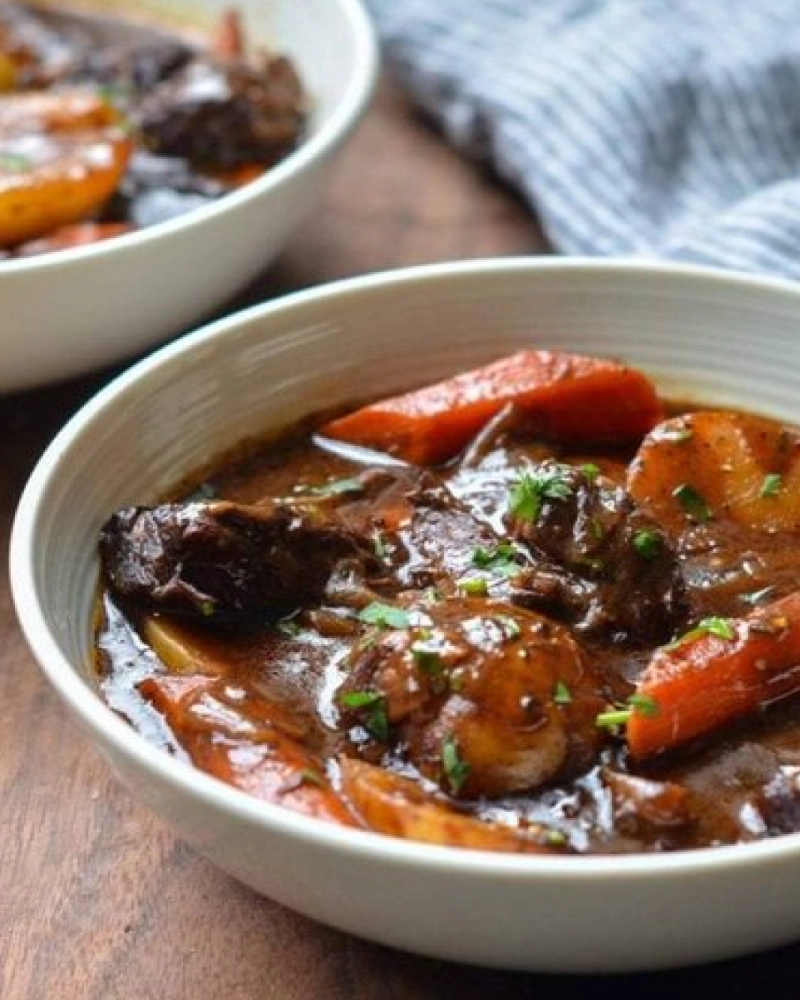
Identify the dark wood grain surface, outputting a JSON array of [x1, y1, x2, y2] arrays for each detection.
[[3, 80, 800, 999]]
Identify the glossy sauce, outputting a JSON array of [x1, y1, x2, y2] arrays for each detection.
[[96, 402, 800, 854]]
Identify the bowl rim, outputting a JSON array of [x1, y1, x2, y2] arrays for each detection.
[[13, 254, 800, 881], [0, 0, 379, 275]]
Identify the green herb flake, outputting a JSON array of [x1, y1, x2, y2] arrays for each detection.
[[311, 477, 364, 497], [666, 616, 736, 649], [741, 586, 776, 606], [508, 466, 573, 524], [673, 483, 712, 522], [759, 473, 783, 498], [441, 736, 472, 795], [664, 426, 694, 443], [627, 693, 660, 718], [276, 618, 302, 637], [544, 829, 569, 848], [199, 600, 215, 618], [458, 576, 489, 596], [494, 614, 522, 640], [340, 689, 389, 742], [373, 530, 390, 561], [633, 529, 663, 560], [0, 151, 33, 173], [595, 707, 632, 729], [298, 769, 325, 788], [471, 542, 522, 578], [696, 616, 736, 640], [185, 481, 218, 502], [553, 680, 572, 705], [596, 693, 659, 729], [358, 601, 411, 629], [98, 81, 134, 107], [581, 463, 601, 481], [411, 642, 442, 675]]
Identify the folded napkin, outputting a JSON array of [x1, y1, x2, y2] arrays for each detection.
[[363, 0, 800, 278]]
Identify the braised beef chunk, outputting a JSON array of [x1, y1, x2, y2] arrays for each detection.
[[136, 54, 305, 170], [393, 479, 502, 590], [507, 462, 687, 645], [99, 501, 374, 623]]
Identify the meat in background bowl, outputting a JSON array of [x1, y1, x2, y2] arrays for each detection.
[[12, 258, 800, 973], [0, 0, 377, 393]]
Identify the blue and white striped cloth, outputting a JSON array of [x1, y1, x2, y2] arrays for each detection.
[[363, 0, 800, 278]]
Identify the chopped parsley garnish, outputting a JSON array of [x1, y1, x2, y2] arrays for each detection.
[[276, 618, 302, 637], [673, 483, 712, 522], [411, 642, 443, 676], [553, 680, 572, 705], [595, 707, 633, 729], [340, 690, 389, 741], [759, 473, 783, 498], [632, 529, 663, 560], [0, 151, 33, 173], [663, 426, 694, 443], [373, 529, 391, 561], [581, 463, 601, 481], [310, 477, 364, 497], [666, 616, 735, 649], [471, 542, 522, 578], [696, 617, 736, 640], [493, 614, 522, 640], [508, 466, 573, 523], [595, 693, 659, 729], [741, 586, 776, 606], [199, 600, 215, 617], [628, 693, 660, 715], [298, 769, 325, 788], [185, 481, 218, 502], [98, 81, 134, 106], [441, 736, 471, 795], [358, 602, 411, 629], [459, 576, 489, 596]]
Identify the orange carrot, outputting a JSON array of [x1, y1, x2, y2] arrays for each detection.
[[139, 673, 359, 826], [320, 350, 663, 465], [213, 8, 245, 59], [627, 593, 800, 759]]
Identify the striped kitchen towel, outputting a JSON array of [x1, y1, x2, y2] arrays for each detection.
[[363, 0, 800, 278]]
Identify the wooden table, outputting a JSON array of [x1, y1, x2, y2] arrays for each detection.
[[3, 80, 800, 999]]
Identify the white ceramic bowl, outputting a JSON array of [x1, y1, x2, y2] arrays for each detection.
[[0, 0, 377, 394], [12, 258, 800, 973]]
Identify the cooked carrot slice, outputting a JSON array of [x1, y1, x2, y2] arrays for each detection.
[[320, 350, 663, 465], [627, 592, 800, 759], [213, 8, 245, 59], [140, 672, 359, 826], [0, 91, 132, 247]]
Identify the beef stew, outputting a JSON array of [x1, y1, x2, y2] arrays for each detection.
[[96, 349, 800, 854]]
